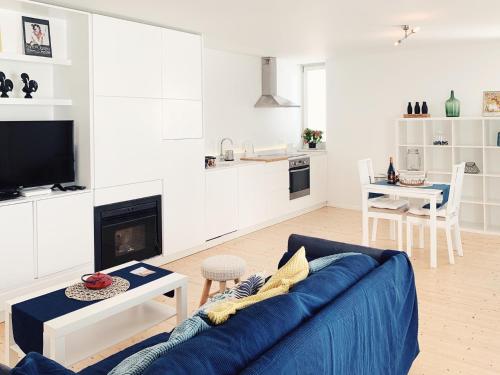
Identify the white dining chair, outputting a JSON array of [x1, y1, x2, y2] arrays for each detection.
[[406, 162, 466, 266], [358, 159, 409, 250]]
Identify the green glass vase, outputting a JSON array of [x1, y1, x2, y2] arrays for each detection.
[[445, 90, 460, 117]]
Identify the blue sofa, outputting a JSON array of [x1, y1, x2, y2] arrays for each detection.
[[8, 234, 419, 375]]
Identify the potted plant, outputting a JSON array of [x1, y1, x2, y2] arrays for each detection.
[[302, 128, 323, 149]]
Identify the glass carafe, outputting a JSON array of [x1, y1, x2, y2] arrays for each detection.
[[407, 148, 421, 171]]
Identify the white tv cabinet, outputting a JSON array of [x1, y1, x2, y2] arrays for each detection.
[[0, 190, 93, 317], [397, 117, 500, 234]]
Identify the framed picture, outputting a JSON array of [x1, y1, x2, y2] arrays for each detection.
[[22, 16, 52, 58], [483, 91, 500, 117]]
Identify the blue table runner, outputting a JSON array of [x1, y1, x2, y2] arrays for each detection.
[[12, 263, 173, 355], [370, 181, 450, 208]]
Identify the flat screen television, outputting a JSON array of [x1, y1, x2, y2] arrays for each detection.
[[0, 120, 75, 191]]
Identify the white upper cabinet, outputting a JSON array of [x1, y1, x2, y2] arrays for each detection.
[[93, 15, 162, 98], [162, 29, 202, 100], [94, 96, 162, 188], [162, 99, 202, 139]]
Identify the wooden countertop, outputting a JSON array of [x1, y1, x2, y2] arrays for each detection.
[[239, 155, 289, 162]]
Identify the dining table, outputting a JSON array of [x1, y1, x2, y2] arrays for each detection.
[[361, 180, 450, 268]]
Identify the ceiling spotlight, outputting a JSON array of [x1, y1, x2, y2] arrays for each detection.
[[394, 25, 420, 46]]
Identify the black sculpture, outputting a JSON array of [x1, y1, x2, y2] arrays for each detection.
[[21, 73, 38, 99], [0, 72, 14, 98]]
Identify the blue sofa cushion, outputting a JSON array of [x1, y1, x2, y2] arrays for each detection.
[[279, 233, 399, 267], [140, 254, 378, 375]]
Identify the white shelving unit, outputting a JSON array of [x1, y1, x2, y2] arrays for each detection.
[[396, 117, 500, 235]]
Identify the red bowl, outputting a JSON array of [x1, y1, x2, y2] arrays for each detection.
[[81, 273, 113, 289]]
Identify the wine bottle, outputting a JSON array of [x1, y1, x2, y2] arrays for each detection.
[[407, 102, 413, 115], [387, 157, 396, 184]]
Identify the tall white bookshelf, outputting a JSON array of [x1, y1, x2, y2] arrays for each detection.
[[396, 117, 500, 235]]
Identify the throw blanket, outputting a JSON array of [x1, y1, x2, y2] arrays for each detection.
[[208, 247, 309, 325]]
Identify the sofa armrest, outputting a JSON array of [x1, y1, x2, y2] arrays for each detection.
[[0, 363, 11, 375], [281, 234, 400, 267]]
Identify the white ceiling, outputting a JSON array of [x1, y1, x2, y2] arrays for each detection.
[[36, 0, 500, 60]]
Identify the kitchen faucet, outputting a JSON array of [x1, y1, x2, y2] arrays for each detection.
[[220, 137, 234, 161]]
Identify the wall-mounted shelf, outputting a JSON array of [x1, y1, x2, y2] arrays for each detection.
[[397, 117, 500, 235], [0, 53, 72, 66], [0, 98, 72, 106]]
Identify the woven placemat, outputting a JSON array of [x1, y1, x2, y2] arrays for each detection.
[[65, 276, 130, 301]]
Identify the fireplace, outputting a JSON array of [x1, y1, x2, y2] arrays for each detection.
[[94, 195, 162, 271]]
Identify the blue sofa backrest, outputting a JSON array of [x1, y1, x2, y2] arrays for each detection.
[[279, 233, 400, 267]]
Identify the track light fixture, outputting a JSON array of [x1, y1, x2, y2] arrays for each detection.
[[394, 25, 420, 46]]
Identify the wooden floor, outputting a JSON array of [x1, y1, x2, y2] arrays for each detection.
[[1, 207, 499, 374]]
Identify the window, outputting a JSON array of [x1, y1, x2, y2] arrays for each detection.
[[302, 64, 326, 139]]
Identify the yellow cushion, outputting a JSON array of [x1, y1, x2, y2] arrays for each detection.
[[207, 247, 309, 325]]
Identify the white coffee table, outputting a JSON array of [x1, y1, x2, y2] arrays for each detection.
[[4, 261, 188, 367]]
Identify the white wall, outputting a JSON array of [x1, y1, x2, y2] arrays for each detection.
[[326, 41, 500, 209], [204, 48, 302, 155]]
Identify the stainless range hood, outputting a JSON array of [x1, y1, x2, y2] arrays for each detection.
[[255, 57, 300, 108]]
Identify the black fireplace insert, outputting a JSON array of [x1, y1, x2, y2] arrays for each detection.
[[94, 195, 162, 271]]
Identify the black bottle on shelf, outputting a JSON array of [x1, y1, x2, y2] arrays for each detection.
[[414, 102, 421, 115], [407, 102, 413, 115], [422, 101, 428, 114]]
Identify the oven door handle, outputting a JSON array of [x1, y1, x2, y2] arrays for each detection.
[[289, 166, 310, 173]]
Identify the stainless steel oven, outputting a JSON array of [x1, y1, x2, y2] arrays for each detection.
[[289, 156, 310, 200]]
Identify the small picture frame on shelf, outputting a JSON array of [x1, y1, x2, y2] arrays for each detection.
[[483, 91, 500, 117], [22, 16, 52, 58]]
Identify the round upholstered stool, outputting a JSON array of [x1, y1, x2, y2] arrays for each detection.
[[199, 255, 246, 306]]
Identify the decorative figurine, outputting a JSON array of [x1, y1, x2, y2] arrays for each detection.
[[0, 71, 14, 98], [422, 101, 429, 114], [21, 73, 38, 99]]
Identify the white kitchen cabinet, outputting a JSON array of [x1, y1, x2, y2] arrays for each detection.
[[264, 161, 290, 220], [0, 203, 34, 291], [93, 15, 162, 98], [310, 154, 328, 205], [206, 169, 238, 240], [36, 193, 93, 277], [162, 29, 202, 100], [162, 139, 205, 255], [94, 96, 162, 188], [238, 164, 268, 229], [162, 99, 202, 139]]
